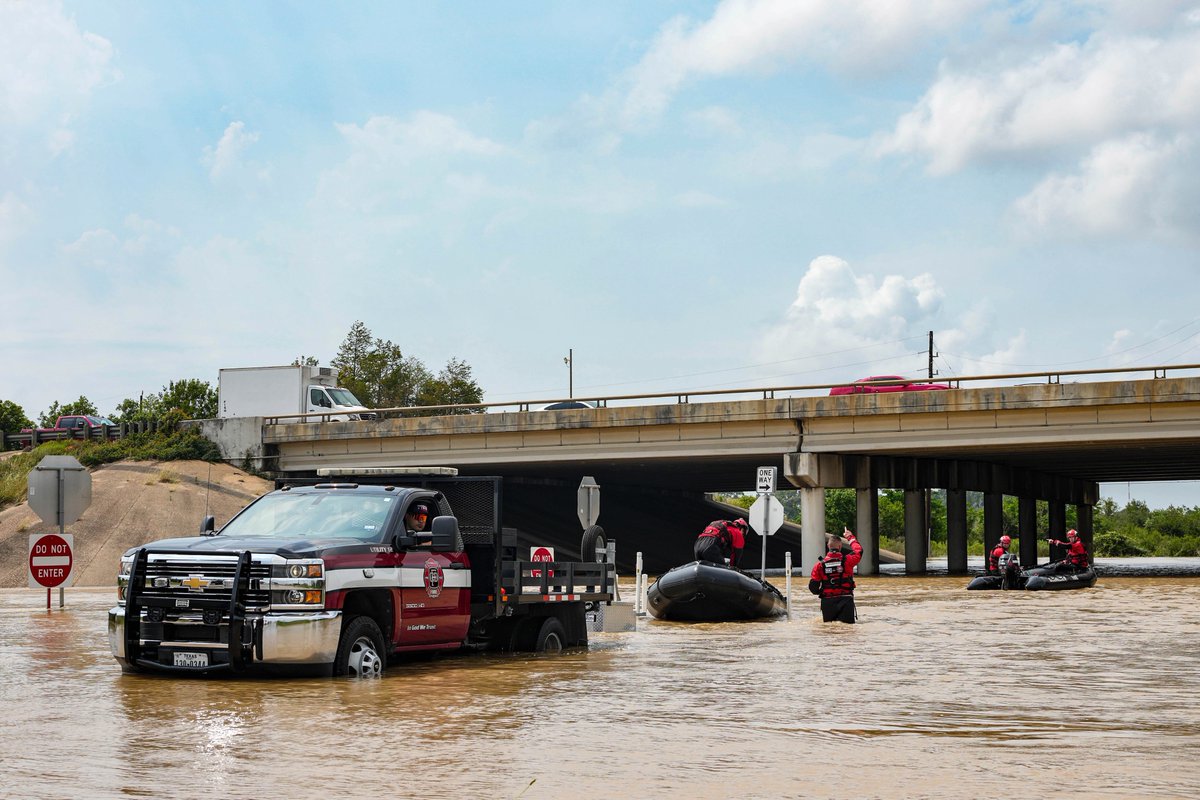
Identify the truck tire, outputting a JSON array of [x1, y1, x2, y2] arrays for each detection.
[[333, 616, 386, 678], [534, 617, 566, 654], [581, 525, 607, 562]]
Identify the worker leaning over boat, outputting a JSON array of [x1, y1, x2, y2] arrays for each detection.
[[1047, 528, 1090, 572], [693, 518, 748, 567], [809, 527, 863, 624]]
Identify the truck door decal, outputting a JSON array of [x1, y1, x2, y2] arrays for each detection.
[[423, 558, 444, 599]]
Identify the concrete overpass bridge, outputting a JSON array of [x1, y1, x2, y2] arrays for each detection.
[[201, 365, 1200, 574]]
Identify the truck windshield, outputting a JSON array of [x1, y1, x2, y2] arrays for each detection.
[[219, 492, 394, 541], [327, 387, 364, 407]]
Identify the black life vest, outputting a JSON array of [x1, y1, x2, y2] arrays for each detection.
[[699, 521, 735, 550]]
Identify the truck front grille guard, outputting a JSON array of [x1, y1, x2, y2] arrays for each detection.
[[124, 547, 261, 672]]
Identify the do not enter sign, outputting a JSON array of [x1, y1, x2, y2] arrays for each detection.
[[530, 545, 555, 578], [29, 533, 74, 589]]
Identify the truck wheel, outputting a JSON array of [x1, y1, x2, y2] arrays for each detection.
[[534, 617, 566, 654], [334, 616, 386, 678], [581, 525, 607, 562]]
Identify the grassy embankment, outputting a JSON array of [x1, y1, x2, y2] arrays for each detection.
[[0, 428, 221, 512]]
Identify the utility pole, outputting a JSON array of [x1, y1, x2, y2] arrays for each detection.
[[564, 349, 573, 398], [927, 330, 937, 380], [924, 331, 936, 551]]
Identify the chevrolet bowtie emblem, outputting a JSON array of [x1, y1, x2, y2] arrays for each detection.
[[181, 575, 210, 591]]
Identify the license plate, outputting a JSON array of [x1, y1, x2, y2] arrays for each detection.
[[173, 651, 209, 668]]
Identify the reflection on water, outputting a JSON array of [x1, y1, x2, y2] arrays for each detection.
[[2, 575, 1198, 799]]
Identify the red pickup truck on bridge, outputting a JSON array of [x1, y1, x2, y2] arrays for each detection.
[[18, 415, 119, 449]]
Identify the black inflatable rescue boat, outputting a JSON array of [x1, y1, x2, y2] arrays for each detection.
[[967, 554, 1097, 591], [646, 561, 787, 621]]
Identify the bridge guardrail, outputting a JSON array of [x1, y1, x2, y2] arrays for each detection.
[[262, 361, 1200, 424], [2, 421, 167, 452]]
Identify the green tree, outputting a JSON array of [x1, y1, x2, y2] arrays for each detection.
[[292, 355, 320, 366], [416, 358, 485, 412], [878, 489, 905, 541], [159, 379, 217, 419], [332, 321, 375, 390], [825, 488, 856, 532], [0, 400, 33, 436], [111, 392, 163, 424], [39, 396, 98, 427]]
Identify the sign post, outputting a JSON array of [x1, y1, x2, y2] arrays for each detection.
[[27, 455, 91, 608], [751, 466, 781, 576]]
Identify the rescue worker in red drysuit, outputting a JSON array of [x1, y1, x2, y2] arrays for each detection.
[[988, 535, 1013, 574], [694, 518, 747, 567], [808, 527, 863, 623], [1047, 528, 1089, 571]]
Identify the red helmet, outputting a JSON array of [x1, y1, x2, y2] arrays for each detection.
[[732, 518, 748, 530], [999, 535, 1011, 546], [1067, 528, 1078, 539]]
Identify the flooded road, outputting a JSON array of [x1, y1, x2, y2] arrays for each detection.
[[3, 577, 1199, 799]]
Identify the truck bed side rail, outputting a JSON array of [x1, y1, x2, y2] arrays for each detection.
[[499, 560, 616, 605]]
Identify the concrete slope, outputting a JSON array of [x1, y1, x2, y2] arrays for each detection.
[[0, 461, 271, 589]]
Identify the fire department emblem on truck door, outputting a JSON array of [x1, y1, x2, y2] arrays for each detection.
[[423, 558, 443, 599]]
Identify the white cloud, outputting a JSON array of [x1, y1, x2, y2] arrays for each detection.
[[313, 112, 510, 217], [59, 215, 182, 280], [688, 106, 744, 137], [622, 0, 985, 125], [758, 256, 946, 378], [0, 1, 118, 153], [204, 121, 261, 181], [881, 25, 1200, 173], [1012, 133, 1200, 238], [335, 112, 507, 160]]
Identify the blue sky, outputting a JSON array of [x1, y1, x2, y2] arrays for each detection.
[[2, 1, 1198, 506]]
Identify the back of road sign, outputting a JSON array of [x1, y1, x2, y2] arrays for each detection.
[[27, 456, 92, 527]]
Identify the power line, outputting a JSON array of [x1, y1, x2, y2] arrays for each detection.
[[486, 335, 925, 400], [941, 316, 1200, 369]]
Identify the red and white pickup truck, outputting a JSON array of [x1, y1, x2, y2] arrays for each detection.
[[21, 415, 118, 449], [109, 469, 614, 677]]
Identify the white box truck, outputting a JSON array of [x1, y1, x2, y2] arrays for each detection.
[[217, 366, 376, 421]]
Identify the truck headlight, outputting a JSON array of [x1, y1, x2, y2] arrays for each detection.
[[277, 561, 323, 579], [116, 557, 133, 604], [270, 559, 325, 609]]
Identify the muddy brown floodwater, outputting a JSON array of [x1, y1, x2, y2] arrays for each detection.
[[2, 577, 1198, 799]]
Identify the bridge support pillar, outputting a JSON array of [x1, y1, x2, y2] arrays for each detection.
[[800, 487, 826, 573], [983, 492, 1004, 568], [855, 488, 879, 575], [904, 489, 927, 574], [1076, 503, 1094, 565], [1018, 496, 1039, 568], [946, 489, 968, 574], [1048, 502, 1067, 564]]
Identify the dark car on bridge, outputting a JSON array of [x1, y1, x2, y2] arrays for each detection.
[[829, 375, 951, 395]]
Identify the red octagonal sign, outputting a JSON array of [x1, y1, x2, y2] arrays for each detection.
[[29, 533, 73, 588]]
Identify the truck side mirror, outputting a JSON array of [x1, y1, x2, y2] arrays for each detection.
[[392, 532, 416, 551], [430, 516, 461, 552], [199, 515, 216, 535]]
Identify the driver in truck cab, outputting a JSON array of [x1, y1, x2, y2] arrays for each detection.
[[405, 503, 431, 535]]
